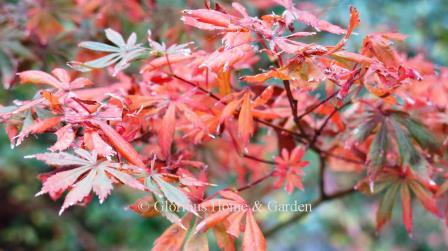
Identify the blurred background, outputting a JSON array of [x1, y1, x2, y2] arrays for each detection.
[[0, 0, 447, 250]]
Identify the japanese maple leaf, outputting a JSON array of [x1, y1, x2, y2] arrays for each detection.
[[219, 87, 278, 149], [12, 114, 62, 147], [356, 167, 441, 234], [18, 68, 93, 91], [0, 68, 92, 120], [273, 146, 309, 193], [242, 59, 325, 90], [195, 190, 266, 251], [276, 0, 347, 34], [29, 148, 145, 214], [152, 214, 193, 251], [181, 7, 241, 31]]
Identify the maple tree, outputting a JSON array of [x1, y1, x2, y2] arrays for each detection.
[[1, 0, 448, 250]]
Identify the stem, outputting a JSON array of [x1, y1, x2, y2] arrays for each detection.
[[165, 54, 174, 74], [319, 149, 364, 164], [297, 91, 339, 120], [282, 80, 307, 137], [243, 154, 276, 165], [310, 101, 351, 145], [237, 170, 275, 192], [318, 155, 327, 199]]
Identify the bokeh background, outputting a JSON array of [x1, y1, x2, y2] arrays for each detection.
[[1, 0, 447, 250]]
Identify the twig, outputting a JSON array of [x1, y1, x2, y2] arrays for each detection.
[[297, 91, 339, 120], [237, 170, 276, 192], [310, 101, 351, 145], [318, 155, 327, 199], [243, 154, 276, 165], [282, 79, 307, 137]]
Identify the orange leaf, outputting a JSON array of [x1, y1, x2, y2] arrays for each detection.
[[28, 117, 61, 134], [159, 103, 176, 158], [129, 195, 160, 218], [226, 210, 245, 237], [196, 209, 232, 233], [41, 91, 62, 113], [152, 214, 193, 251], [241, 70, 289, 83], [327, 6, 360, 54], [220, 99, 242, 124], [253, 86, 274, 107], [238, 92, 254, 148], [94, 120, 145, 167], [242, 211, 266, 251], [18, 70, 62, 89], [214, 223, 236, 251], [217, 69, 232, 95]]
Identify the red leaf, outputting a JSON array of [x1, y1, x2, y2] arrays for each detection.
[[400, 184, 413, 234], [273, 146, 309, 193], [49, 125, 75, 152], [409, 181, 441, 217], [84, 130, 116, 158]]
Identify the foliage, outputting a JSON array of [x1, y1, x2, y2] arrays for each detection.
[[1, 0, 448, 250]]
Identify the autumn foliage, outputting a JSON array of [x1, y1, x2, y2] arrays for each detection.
[[1, 0, 448, 250]]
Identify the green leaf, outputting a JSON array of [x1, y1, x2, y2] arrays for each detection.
[[82, 53, 121, 68], [390, 120, 421, 167], [367, 122, 389, 175], [376, 182, 400, 231], [68, 53, 120, 72], [353, 113, 380, 142], [395, 115, 439, 151], [105, 28, 126, 47], [79, 41, 120, 52], [144, 176, 163, 197], [153, 174, 196, 215], [72, 29, 148, 75], [126, 33, 137, 47]]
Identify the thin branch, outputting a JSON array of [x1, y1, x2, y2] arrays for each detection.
[[243, 153, 276, 165], [318, 155, 327, 199], [237, 170, 275, 192], [310, 101, 351, 145], [319, 150, 364, 164], [282, 79, 307, 137], [171, 73, 307, 142], [297, 91, 339, 120]]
